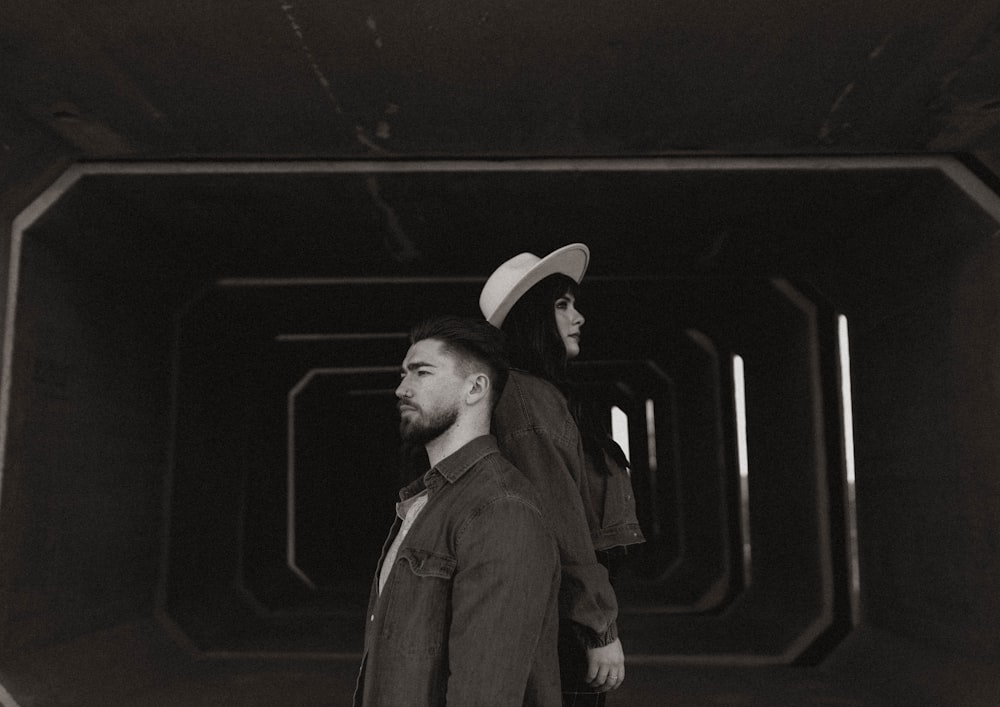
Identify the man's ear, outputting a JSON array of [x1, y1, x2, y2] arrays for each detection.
[[467, 373, 491, 405]]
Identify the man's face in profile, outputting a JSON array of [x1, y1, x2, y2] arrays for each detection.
[[396, 338, 462, 445]]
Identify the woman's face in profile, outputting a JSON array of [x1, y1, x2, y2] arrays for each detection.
[[554, 292, 585, 359]]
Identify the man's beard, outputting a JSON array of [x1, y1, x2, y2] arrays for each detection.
[[399, 404, 459, 445]]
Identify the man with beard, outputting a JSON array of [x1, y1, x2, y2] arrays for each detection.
[[354, 315, 561, 707]]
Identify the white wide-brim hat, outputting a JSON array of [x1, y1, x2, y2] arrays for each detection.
[[479, 243, 590, 327]]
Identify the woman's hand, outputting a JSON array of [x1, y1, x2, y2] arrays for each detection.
[[585, 637, 625, 691]]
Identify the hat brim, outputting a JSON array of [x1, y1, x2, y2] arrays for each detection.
[[486, 243, 590, 327]]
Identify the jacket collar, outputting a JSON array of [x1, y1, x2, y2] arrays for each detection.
[[400, 435, 499, 500]]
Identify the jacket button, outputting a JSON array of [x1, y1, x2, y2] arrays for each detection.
[[370, 614, 375, 622]]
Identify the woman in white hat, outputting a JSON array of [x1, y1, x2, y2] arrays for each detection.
[[479, 244, 645, 706]]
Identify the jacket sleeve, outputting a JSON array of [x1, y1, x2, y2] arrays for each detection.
[[446, 497, 558, 706], [499, 424, 619, 647]]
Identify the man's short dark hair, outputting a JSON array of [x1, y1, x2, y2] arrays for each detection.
[[409, 315, 510, 406]]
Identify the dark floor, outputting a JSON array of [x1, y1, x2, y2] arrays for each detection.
[[2, 621, 999, 706]]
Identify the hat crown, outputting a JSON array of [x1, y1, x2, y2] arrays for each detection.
[[479, 253, 542, 316]]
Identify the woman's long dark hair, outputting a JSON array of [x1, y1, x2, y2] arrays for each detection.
[[501, 273, 628, 474]]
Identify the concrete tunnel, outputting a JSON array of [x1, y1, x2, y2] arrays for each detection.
[[2, 155, 1000, 705]]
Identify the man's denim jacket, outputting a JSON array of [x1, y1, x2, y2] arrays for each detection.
[[355, 435, 561, 707], [493, 371, 644, 648]]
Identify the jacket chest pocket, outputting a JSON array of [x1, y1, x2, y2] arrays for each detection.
[[380, 547, 457, 654], [399, 547, 456, 579]]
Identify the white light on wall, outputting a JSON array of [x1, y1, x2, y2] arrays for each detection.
[[838, 316, 857, 486], [733, 354, 752, 586], [644, 398, 657, 474], [838, 314, 861, 621], [644, 398, 662, 536], [611, 405, 630, 463]]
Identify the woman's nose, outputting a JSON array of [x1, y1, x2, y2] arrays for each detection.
[[575, 307, 585, 325]]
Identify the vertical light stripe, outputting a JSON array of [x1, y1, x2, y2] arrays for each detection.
[[611, 405, 630, 463], [644, 398, 657, 478], [733, 355, 752, 586], [644, 398, 661, 536], [838, 315, 862, 621]]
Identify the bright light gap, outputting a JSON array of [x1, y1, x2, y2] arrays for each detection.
[[644, 398, 661, 537], [733, 354, 752, 586], [611, 406, 630, 463], [838, 314, 862, 620], [644, 399, 657, 475]]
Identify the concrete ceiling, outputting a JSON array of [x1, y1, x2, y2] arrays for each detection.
[[2, 0, 1000, 175]]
